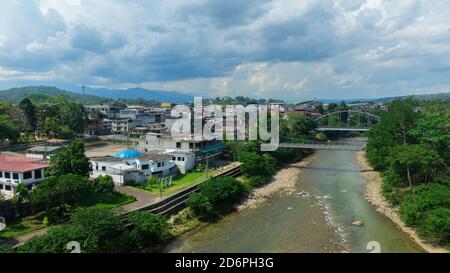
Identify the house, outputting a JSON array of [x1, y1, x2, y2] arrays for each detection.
[[90, 150, 177, 185], [167, 150, 196, 174], [0, 154, 49, 197]]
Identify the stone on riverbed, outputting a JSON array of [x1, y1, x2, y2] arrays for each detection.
[[352, 220, 364, 227]]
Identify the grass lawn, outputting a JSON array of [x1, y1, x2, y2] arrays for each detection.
[[135, 171, 215, 197], [0, 213, 47, 239], [0, 192, 135, 239], [77, 192, 135, 209]]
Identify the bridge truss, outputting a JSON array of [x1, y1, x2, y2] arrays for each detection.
[[315, 110, 381, 132]]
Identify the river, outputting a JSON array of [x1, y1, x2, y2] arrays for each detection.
[[164, 138, 424, 253]]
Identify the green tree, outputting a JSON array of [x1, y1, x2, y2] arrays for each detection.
[[0, 104, 20, 143], [367, 99, 418, 170], [58, 101, 87, 137], [238, 152, 277, 177], [70, 207, 129, 253], [187, 177, 245, 219], [408, 111, 450, 164], [387, 144, 445, 190], [94, 175, 115, 193], [127, 211, 171, 248], [17, 224, 85, 253], [418, 208, 450, 243], [19, 98, 37, 138], [30, 174, 93, 211], [49, 140, 92, 177]]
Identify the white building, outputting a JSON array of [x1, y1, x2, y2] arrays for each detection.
[[90, 150, 177, 185], [0, 155, 49, 197], [166, 150, 196, 174]]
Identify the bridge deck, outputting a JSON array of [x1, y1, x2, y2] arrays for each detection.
[[279, 143, 365, 151], [316, 127, 370, 132]]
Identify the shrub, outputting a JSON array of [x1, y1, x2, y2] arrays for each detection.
[[18, 224, 86, 253], [94, 175, 115, 193], [418, 208, 450, 243], [187, 177, 246, 219], [127, 211, 172, 248], [248, 176, 268, 187], [185, 192, 214, 219], [399, 184, 450, 226]]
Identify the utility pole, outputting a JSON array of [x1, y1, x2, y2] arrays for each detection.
[[82, 85, 86, 108]]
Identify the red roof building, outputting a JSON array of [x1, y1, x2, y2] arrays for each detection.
[[0, 155, 49, 197]]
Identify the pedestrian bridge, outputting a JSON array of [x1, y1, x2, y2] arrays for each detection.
[[279, 143, 365, 151], [315, 110, 380, 132]]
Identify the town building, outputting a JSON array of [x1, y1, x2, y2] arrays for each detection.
[[0, 155, 49, 197], [167, 150, 196, 174], [84, 104, 121, 119], [90, 150, 177, 185], [138, 133, 223, 154]]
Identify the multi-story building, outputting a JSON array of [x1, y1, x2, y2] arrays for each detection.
[[138, 133, 223, 154], [0, 155, 49, 197], [85, 104, 121, 119], [111, 118, 139, 135]]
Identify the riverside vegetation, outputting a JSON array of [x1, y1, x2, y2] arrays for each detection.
[[366, 99, 450, 248]]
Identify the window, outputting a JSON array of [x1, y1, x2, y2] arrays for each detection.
[[5, 185, 11, 191], [95, 165, 99, 171], [189, 143, 194, 149], [23, 172, 32, 180], [0, 184, 3, 190], [176, 142, 181, 148], [157, 162, 162, 167], [177, 157, 182, 161], [12, 173, 19, 180], [172, 156, 176, 161], [0, 172, 2, 178], [142, 164, 149, 170], [34, 169, 42, 179], [182, 157, 185, 162], [102, 166, 106, 171], [5, 172, 10, 179]]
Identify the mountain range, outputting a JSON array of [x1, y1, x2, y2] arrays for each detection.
[[0, 85, 194, 104], [1, 85, 448, 105]]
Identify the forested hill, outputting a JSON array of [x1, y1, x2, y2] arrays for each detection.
[[0, 86, 107, 104], [371, 92, 450, 103]]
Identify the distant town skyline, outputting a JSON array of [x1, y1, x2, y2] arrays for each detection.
[[1, 1, 450, 100]]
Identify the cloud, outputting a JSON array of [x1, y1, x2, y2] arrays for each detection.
[[0, 0, 450, 100]]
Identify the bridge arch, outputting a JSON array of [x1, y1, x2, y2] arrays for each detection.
[[315, 110, 381, 132]]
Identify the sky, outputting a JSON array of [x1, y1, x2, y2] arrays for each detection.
[[1, 0, 450, 100]]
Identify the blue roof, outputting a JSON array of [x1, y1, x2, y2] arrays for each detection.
[[114, 150, 142, 159], [200, 143, 225, 153]]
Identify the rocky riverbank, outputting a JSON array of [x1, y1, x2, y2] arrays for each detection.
[[356, 151, 448, 253], [237, 154, 316, 211]]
